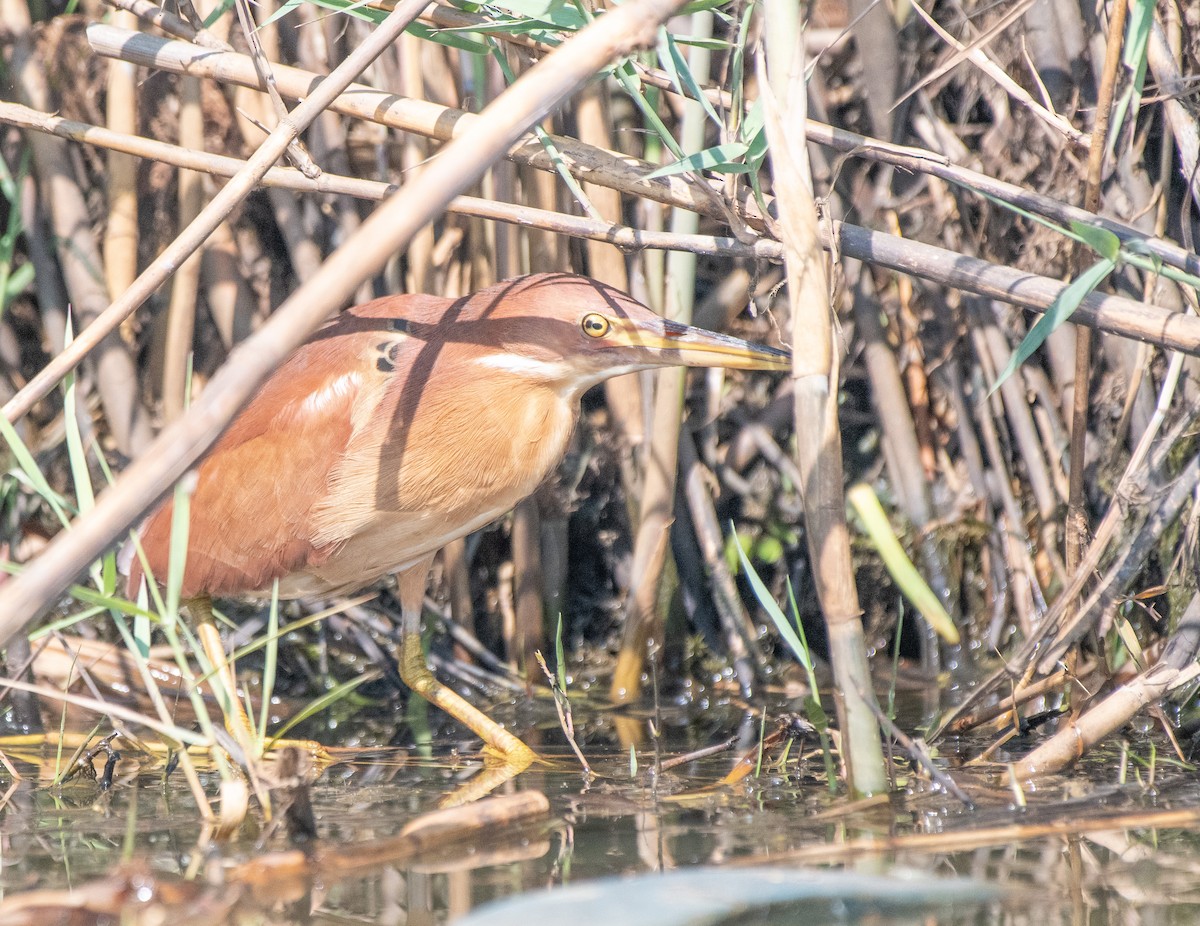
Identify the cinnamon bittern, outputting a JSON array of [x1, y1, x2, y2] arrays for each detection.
[[127, 273, 789, 783]]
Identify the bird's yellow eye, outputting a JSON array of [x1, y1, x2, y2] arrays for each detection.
[[581, 313, 611, 338]]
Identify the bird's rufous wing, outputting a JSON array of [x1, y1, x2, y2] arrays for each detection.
[[126, 320, 405, 599]]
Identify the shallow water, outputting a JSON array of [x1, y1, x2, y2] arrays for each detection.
[[1, 692, 1200, 924]]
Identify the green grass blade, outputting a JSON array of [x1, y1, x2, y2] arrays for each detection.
[[846, 483, 959, 644], [732, 526, 813, 673], [258, 581, 280, 750], [1107, 0, 1152, 162], [60, 319, 94, 507], [0, 416, 73, 528], [554, 613, 567, 691], [164, 476, 193, 627], [268, 673, 376, 745], [646, 142, 750, 179], [988, 257, 1115, 396], [658, 29, 721, 127]]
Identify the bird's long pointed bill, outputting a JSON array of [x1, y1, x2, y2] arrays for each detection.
[[618, 318, 791, 371]]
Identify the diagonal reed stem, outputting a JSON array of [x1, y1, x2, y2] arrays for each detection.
[[0, 0, 691, 649]]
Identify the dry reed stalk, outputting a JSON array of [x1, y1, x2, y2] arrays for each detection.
[[103, 9, 139, 325], [678, 432, 763, 686], [200, 220, 258, 350], [85, 29, 769, 229], [1065, 0, 1128, 577], [941, 409, 1199, 731], [160, 71, 204, 422], [511, 500, 544, 673], [2, 0, 432, 430], [1012, 594, 1200, 780], [611, 9, 715, 703], [762, 5, 885, 793], [399, 31, 435, 294], [851, 272, 946, 672], [611, 352, 684, 695], [576, 83, 645, 466], [104, 0, 1200, 279], [906, 0, 1087, 148], [749, 804, 1200, 865], [5, 0, 153, 456], [82, 24, 1200, 286], [1148, 12, 1200, 209], [5, 101, 1199, 356]]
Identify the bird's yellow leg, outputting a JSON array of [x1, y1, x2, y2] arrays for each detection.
[[397, 563, 536, 782], [189, 595, 259, 757]]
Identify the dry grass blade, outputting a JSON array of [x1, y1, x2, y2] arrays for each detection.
[[905, 0, 1087, 147]]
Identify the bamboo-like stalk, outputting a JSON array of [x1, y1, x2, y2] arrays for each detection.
[[160, 72, 204, 422], [678, 432, 763, 686], [8, 96, 1200, 452], [200, 220, 259, 350], [575, 82, 645, 472], [1065, 0, 1128, 576], [851, 273, 947, 673], [103, 9, 139, 319], [85, 27, 769, 229], [84, 23, 1200, 283], [1148, 13, 1200, 209], [101, 0, 1200, 279], [0, 117, 1189, 347], [1, 0, 433, 431], [400, 31, 434, 294], [6, 0, 153, 456], [1012, 593, 1200, 780], [762, 4, 886, 794], [611, 9, 714, 704]]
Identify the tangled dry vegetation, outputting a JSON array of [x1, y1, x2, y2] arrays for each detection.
[[0, 0, 1198, 796]]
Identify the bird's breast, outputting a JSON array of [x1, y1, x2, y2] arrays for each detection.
[[299, 363, 578, 593]]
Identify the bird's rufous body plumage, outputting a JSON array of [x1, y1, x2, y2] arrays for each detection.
[[130, 273, 788, 601]]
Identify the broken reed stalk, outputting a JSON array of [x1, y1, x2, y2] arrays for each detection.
[[574, 80, 645, 485], [936, 409, 1199, 737], [0, 0, 692, 649], [1011, 592, 1200, 780], [103, 9, 139, 318], [762, 5, 886, 794], [161, 71, 205, 423]]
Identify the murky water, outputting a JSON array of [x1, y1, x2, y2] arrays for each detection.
[[1, 693, 1200, 924]]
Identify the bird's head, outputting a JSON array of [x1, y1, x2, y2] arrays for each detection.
[[457, 273, 790, 394]]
